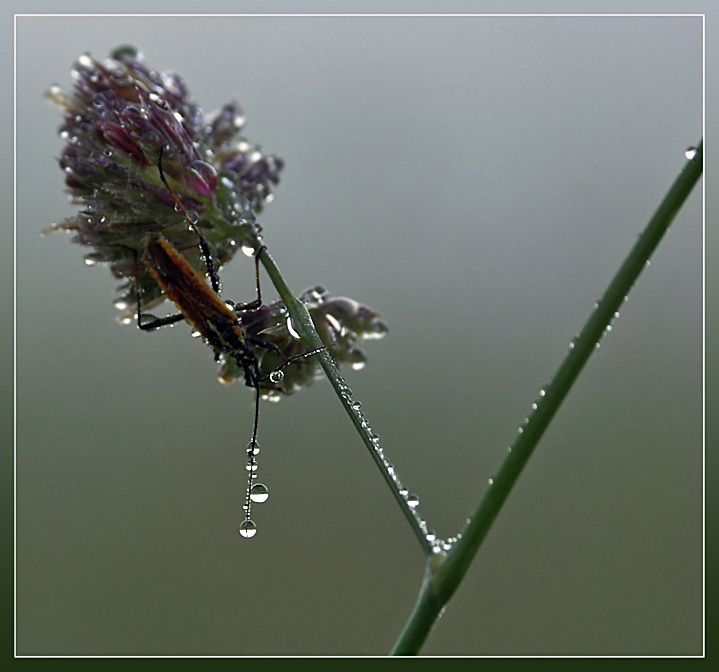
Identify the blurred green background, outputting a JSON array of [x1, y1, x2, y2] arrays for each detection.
[[16, 15, 702, 655]]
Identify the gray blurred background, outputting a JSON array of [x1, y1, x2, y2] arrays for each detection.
[[16, 15, 702, 655]]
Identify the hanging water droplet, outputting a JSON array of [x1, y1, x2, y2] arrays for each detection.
[[349, 350, 367, 370], [245, 463, 258, 473], [250, 483, 269, 503], [269, 370, 285, 384], [488, 477, 494, 485], [406, 494, 420, 508], [238, 520, 257, 538], [685, 146, 698, 160], [246, 441, 260, 456]]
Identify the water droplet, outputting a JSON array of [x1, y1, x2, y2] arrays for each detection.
[[245, 463, 258, 473], [685, 146, 698, 160], [269, 370, 284, 384], [249, 483, 269, 503], [246, 441, 260, 456], [289, 321, 304, 342], [488, 478, 494, 485], [238, 520, 257, 538], [111, 45, 141, 61], [406, 494, 420, 508]]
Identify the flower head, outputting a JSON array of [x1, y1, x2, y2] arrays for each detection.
[[47, 45, 283, 315], [49, 47, 387, 397], [220, 286, 389, 397]]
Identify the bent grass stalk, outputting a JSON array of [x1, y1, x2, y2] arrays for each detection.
[[260, 142, 703, 655], [260, 246, 434, 553]]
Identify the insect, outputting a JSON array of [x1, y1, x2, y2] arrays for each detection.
[[127, 148, 326, 538]]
